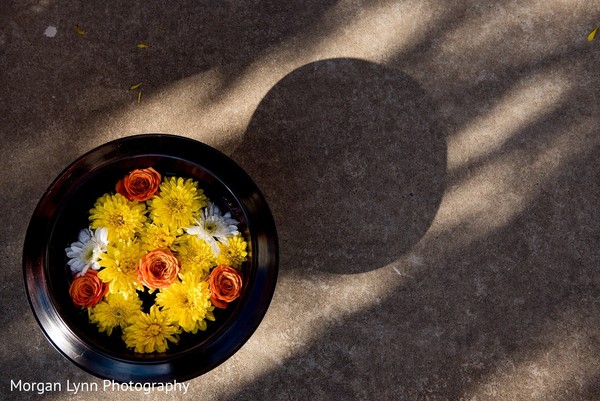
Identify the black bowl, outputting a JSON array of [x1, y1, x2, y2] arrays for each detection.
[[22, 134, 278, 382]]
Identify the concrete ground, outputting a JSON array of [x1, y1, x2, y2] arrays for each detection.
[[1, 1, 600, 400]]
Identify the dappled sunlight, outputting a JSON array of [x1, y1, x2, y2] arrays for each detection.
[[81, 0, 596, 159], [32, 0, 51, 14], [447, 68, 570, 173], [82, 69, 238, 149], [4, 0, 599, 397], [206, 52, 598, 396], [90, 1, 599, 397], [200, 262, 412, 398], [464, 308, 600, 400], [414, 61, 600, 254], [425, 116, 598, 254], [84, 68, 253, 151], [430, 0, 596, 87], [91, 0, 441, 152], [307, 0, 440, 63], [217, 79, 599, 389]]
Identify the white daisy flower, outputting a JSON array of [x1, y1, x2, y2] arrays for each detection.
[[65, 227, 109, 276], [185, 202, 239, 256]]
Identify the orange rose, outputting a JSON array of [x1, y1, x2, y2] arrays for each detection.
[[209, 265, 243, 309], [116, 167, 161, 201], [138, 249, 180, 290], [69, 270, 108, 308]]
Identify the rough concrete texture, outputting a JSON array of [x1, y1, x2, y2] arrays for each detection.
[[1, 0, 600, 400]]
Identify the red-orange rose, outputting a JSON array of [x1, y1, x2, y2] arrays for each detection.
[[209, 265, 243, 309], [138, 248, 180, 290], [69, 270, 108, 308], [116, 167, 161, 201]]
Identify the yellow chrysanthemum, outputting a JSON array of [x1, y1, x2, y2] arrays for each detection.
[[216, 234, 248, 269], [155, 272, 214, 333], [123, 305, 180, 353], [140, 222, 181, 251], [148, 177, 206, 229], [98, 240, 145, 298], [174, 234, 216, 278], [89, 293, 142, 336], [89, 193, 147, 241]]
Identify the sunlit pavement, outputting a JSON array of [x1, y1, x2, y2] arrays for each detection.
[[1, 1, 599, 400]]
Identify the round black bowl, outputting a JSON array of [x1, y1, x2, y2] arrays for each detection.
[[22, 134, 278, 382]]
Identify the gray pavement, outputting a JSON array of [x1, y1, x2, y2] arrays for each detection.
[[1, 1, 600, 400]]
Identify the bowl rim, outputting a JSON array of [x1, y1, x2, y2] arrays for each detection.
[[22, 133, 279, 383]]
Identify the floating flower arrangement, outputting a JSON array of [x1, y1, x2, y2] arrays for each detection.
[[65, 167, 247, 353]]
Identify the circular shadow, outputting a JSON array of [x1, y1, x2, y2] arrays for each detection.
[[232, 58, 446, 274]]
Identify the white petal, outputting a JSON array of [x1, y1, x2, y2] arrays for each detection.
[[204, 237, 220, 257], [77, 229, 92, 243], [94, 227, 109, 246], [185, 226, 201, 235]]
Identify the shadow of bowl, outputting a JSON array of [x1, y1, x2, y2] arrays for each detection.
[[232, 58, 446, 274]]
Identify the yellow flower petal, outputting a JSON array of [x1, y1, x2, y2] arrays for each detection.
[[89, 193, 147, 242], [137, 91, 142, 104], [89, 293, 142, 336], [175, 235, 215, 277], [129, 83, 143, 91], [97, 240, 145, 297], [148, 177, 206, 229], [140, 223, 180, 251], [588, 27, 598, 42], [123, 306, 180, 353], [74, 25, 86, 35], [155, 275, 213, 334], [216, 234, 248, 269], [137, 43, 149, 49]]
